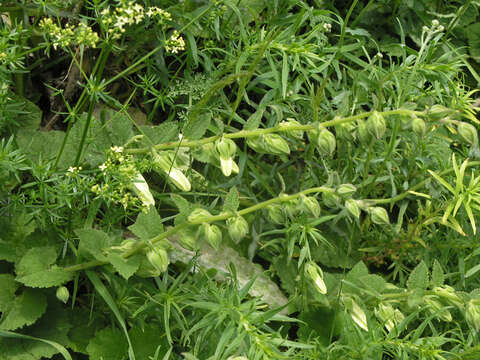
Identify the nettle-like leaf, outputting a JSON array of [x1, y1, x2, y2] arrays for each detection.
[[15, 246, 72, 288], [183, 111, 212, 140], [128, 207, 164, 240], [86, 327, 128, 360], [0, 289, 47, 331], [431, 260, 445, 287], [0, 274, 18, 312], [107, 254, 142, 281], [223, 186, 240, 213], [139, 122, 179, 147], [76, 228, 114, 261], [0, 304, 71, 360], [407, 261, 429, 291]]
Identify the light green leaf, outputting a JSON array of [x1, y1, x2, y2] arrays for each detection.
[[86, 327, 127, 360], [223, 186, 240, 213], [76, 229, 113, 261], [139, 123, 178, 147], [107, 254, 141, 281], [407, 261, 429, 290], [0, 289, 47, 331], [0, 274, 18, 312], [428, 170, 455, 194], [128, 207, 164, 240], [431, 260, 445, 287], [466, 263, 480, 278], [183, 112, 212, 140], [15, 247, 72, 288]]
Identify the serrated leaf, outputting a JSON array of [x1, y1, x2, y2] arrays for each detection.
[[346, 261, 369, 280], [103, 109, 134, 145], [16, 130, 66, 165], [170, 194, 191, 223], [139, 123, 178, 147], [358, 274, 387, 294], [17, 268, 72, 289], [183, 112, 211, 140], [0, 289, 47, 331], [76, 229, 113, 261], [431, 260, 445, 287], [244, 107, 265, 130], [15, 247, 72, 288], [223, 186, 239, 213], [407, 261, 429, 290], [0, 274, 17, 313], [10, 92, 42, 131], [86, 327, 127, 360], [107, 254, 141, 280], [128, 207, 163, 240]]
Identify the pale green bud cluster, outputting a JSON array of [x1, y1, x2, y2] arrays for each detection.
[[299, 195, 321, 217], [368, 206, 390, 225], [188, 208, 212, 223], [374, 303, 404, 332], [366, 111, 386, 139], [146, 247, 169, 274], [316, 128, 336, 156], [411, 117, 427, 137], [457, 122, 478, 146], [305, 261, 327, 295], [267, 204, 286, 224], [336, 122, 356, 141], [337, 183, 357, 198], [56, 286, 70, 304], [153, 152, 191, 192], [427, 104, 455, 121], [322, 188, 341, 208], [466, 298, 480, 331], [247, 134, 290, 155], [280, 118, 304, 140], [345, 199, 361, 219], [343, 297, 368, 331], [227, 216, 249, 243], [357, 119, 371, 145], [424, 295, 452, 322], [215, 137, 238, 176]]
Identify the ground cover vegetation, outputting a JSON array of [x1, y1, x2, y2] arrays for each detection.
[[1, 0, 480, 359]]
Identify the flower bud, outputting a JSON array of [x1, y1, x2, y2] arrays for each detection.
[[345, 199, 361, 219], [457, 122, 478, 146], [153, 153, 191, 192], [428, 104, 454, 121], [203, 223, 222, 250], [411, 117, 426, 137], [375, 304, 395, 332], [188, 208, 212, 223], [336, 122, 356, 141], [215, 138, 237, 177], [369, 206, 390, 225], [317, 128, 336, 156], [267, 204, 286, 224], [227, 216, 249, 243], [146, 247, 169, 273], [299, 195, 321, 217], [432, 286, 463, 307], [344, 297, 368, 331], [56, 286, 69, 304], [322, 188, 340, 208], [357, 119, 371, 145], [337, 183, 357, 198], [263, 134, 290, 155], [305, 261, 327, 294], [215, 137, 237, 159], [366, 111, 386, 139], [424, 295, 452, 322], [280, 118, 304, 140], [130, 173, 155, 208], [466, 298, 480, 331], [178, 226, 198, 250]]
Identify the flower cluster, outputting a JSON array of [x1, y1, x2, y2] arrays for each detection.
[[92, 146, 154, 210], [100, 1, 172, 40], [39, 18, 100, 50], [165, 30, 186, 54]]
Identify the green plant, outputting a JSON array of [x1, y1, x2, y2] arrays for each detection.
[[2, 0, 480, 359]]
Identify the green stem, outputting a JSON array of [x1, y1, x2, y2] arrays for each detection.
[[126, 108, 423, 154], [64, 186, 331, 272]]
